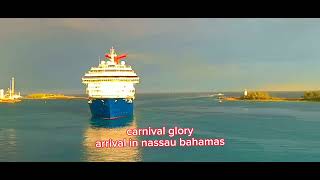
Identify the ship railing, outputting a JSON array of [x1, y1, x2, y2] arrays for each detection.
[[82, 78, 139, 82]]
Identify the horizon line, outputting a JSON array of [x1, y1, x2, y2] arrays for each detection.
[[18, 90, 318, 96]]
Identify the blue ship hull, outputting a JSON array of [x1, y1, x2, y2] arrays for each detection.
[[88, 98, 133, 119]]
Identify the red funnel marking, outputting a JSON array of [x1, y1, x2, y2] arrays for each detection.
[[114, 53, 127, 64]]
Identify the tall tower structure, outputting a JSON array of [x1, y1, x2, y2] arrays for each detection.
[[11, 77, 15, 96]]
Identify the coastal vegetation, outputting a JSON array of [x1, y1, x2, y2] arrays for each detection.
[[24, 93, 84, 100], [240, 91, 273, 100], [303, 91, 320, 101], [223, 91, 304, 102]]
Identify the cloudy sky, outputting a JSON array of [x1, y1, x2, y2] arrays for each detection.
[[0, 18, 320, 94]]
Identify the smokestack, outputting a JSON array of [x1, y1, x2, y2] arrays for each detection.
[[11, 77, 15, 95]]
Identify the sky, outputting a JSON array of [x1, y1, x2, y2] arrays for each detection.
[[0, 18, 320, 94]]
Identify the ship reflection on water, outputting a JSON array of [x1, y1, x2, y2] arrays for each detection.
[[83, 116, 141, 162]]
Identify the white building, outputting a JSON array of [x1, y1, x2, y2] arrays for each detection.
[[0, 77, 22, 100], [244, 89, 248, 96], [0, 89, 4, 99]]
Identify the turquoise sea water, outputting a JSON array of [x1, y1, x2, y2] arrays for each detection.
[[1, 92, 320, 162]]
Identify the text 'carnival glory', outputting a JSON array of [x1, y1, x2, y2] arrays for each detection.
[[82, 47, 140, 119]]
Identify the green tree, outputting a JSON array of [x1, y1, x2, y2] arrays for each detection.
[[303, 91, 320, 101], [241, 91, 272, 100]]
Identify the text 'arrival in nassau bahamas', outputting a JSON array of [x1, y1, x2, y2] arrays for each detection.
[[95, 127, 225, 148]]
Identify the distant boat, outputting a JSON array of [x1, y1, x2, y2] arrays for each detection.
[[210, 92, 225, 103], [210, 93, 224, 97]]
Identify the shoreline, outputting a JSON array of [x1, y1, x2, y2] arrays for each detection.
[[22, 96, 87, 100], [0, 99, 22, 103], [222, 97, 309, 102], [22, 93, 87, 100]]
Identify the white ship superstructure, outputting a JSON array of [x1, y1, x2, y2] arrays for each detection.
[[82, 47, 140, 99]]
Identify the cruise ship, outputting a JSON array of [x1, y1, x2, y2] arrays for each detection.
[[82, 47, 140, 119]]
